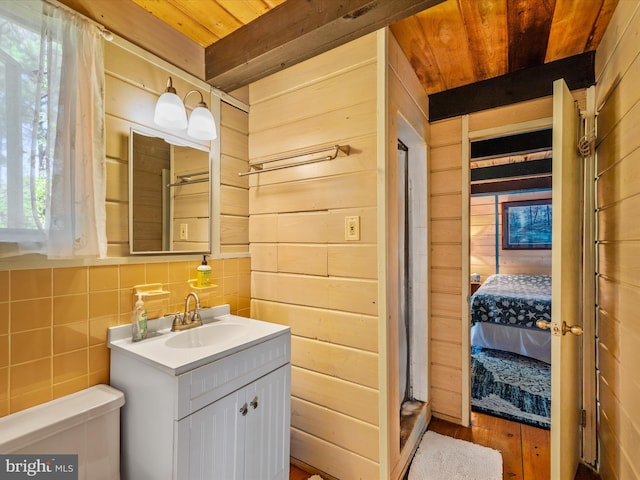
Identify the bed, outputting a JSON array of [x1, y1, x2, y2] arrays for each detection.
[[470, 274, 551, 363]]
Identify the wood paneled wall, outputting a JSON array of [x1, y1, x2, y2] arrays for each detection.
[[386, 30, 430, 480], [249, 29, 429, 479], [219, 99, 250, 255], [594, 2, 640, 478], [429, 117, 465, 421], [470, 190, 552, 281], [248, 33, 380, 480]]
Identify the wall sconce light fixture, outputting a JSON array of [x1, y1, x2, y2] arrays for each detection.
[[154, 77, 217, 141]]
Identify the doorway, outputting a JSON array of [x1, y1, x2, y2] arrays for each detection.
[[468, 128, 554, 430], [396, 115, 428, 456], [398, 139, 411, 409], [459, 86, 598, 477]]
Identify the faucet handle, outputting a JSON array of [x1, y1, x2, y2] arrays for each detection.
[[170, 313, 184, 331]]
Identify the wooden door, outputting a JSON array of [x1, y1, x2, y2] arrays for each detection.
[[549, 78, 583, 480]]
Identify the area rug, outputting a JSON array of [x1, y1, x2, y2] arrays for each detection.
[[471, 345, 550, 429], [408, 430, 502, 480]]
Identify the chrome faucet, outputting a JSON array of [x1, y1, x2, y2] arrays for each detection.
[[171, 292, 203, 331]]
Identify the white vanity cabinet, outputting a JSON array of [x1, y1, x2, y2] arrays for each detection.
[[177, 365, 289, 479], [108, 308, 290, 480]]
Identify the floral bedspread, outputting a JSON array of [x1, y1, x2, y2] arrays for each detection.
[[470, 274, 551, 329]]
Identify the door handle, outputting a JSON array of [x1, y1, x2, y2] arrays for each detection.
[[536, 319, 551, 330], [536, 319, 583, 336], [562, 322, 583, 336], [239, 403, 248, 416]]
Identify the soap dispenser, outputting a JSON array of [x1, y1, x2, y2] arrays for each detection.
[[131, 294, 148, 341], [196, 255, 211, 287]]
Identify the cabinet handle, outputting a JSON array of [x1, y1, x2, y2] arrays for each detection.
[[239, 403, 248, 416], [250, 396, 259, 409]]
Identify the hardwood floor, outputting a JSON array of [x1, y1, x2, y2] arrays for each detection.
[[289, 412, 601, 480], [428, 412, 600, 480], [429, 412, 549, 479], [289, 464, 312, 480]]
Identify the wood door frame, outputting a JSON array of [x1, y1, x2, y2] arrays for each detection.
[[581, 86, 597, 467], [461, 115, 471, 427], [379, 28, 431, 480]]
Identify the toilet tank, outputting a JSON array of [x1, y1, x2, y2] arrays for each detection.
[[0, 384, 125, 480]]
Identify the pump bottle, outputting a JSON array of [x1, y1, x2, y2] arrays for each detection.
[[131, 294, 148, 341], [197, 255, 212, 287]]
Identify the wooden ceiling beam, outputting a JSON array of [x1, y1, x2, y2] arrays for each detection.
[[429, 51, 595, 121], [204, 0, 445, 91], [471, 176, 552, 195]]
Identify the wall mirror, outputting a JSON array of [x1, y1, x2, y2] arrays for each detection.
[[129, 127, 212, 254]]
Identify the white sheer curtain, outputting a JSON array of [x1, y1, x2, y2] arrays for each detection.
[[0, 0, 106, 258]]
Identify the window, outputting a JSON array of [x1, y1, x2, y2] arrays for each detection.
[[0, 1, 106, 258], [0, 5, 53, 243]]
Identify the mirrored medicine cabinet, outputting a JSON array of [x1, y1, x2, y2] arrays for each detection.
[[128, 127, 212, 255]]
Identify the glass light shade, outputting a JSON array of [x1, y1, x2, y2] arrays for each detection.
[[154, 92, 188, 130], [187, 106, 217, 140]]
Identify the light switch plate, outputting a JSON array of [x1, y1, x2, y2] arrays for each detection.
[[345, 216, 360, 241]]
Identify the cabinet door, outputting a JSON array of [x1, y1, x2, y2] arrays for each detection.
[[177, 389, 246, 480], [244, 365, 291, 480]]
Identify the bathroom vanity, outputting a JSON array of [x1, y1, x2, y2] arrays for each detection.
[[108, 305, 291, 480]]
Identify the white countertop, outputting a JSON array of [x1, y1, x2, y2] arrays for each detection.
[[108, 305, 290, 375]]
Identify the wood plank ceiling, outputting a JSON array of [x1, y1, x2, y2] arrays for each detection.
[[390, 0, 618, 94], [63, 0, 618, 97], [129, 0, 287, 47]]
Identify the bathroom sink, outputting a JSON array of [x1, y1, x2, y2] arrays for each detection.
[[108, 305, 290, 375], [164, 322, 247, 349]]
